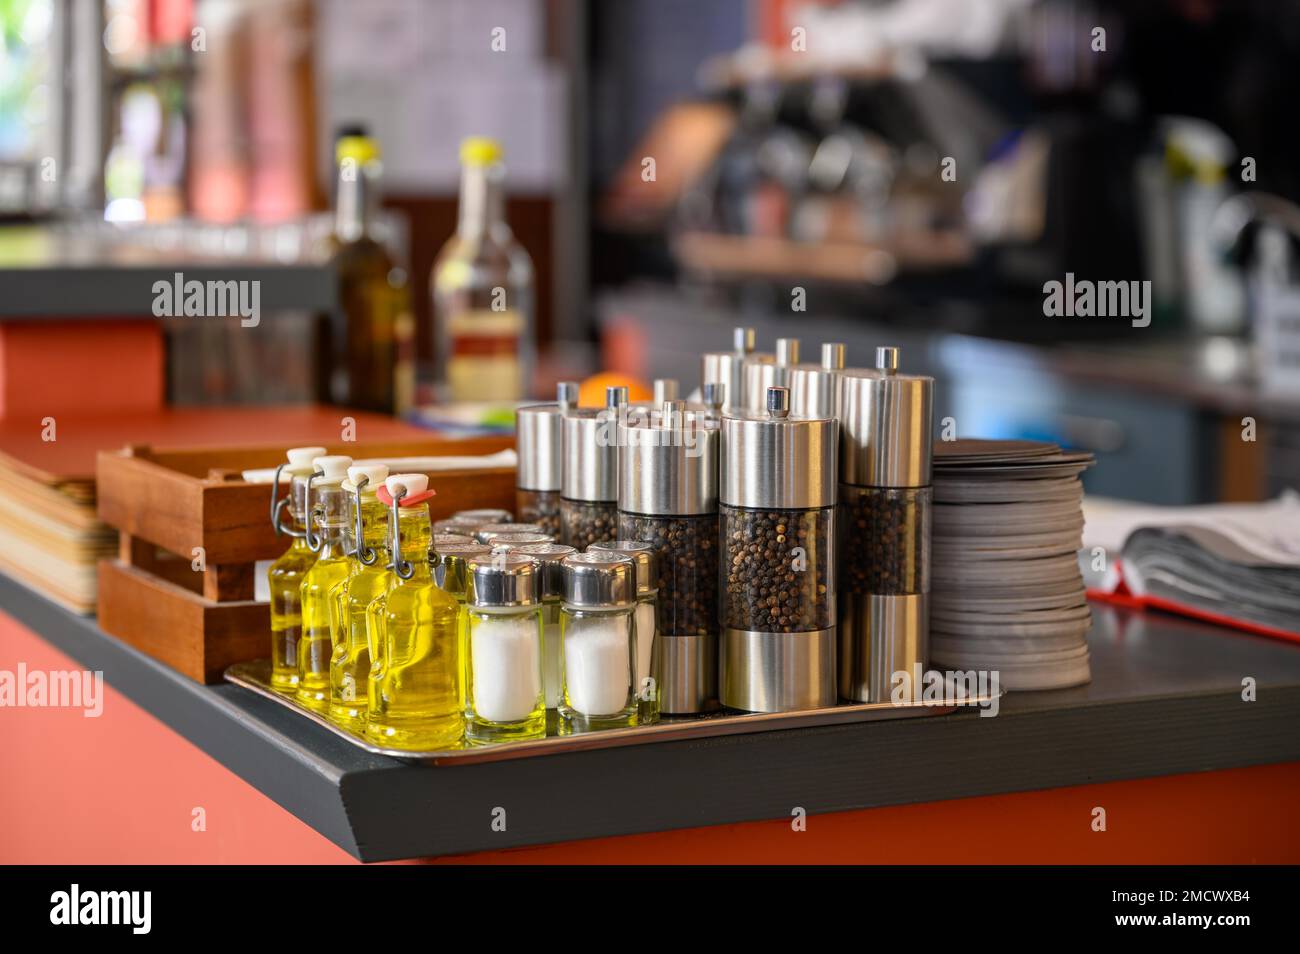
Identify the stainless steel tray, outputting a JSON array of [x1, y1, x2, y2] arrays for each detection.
[[224, 659, 996, 766]]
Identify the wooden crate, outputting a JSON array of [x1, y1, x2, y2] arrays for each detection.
[[96, 436, 515, 683]]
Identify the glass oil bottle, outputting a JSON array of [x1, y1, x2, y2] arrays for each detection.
[[267, 446, 326, 693], [327, 463, 391, 730], [321, 131, 415, 415], [295, 455, 353, 711], [366, 474, 465, 750], [430, 540, 492, 717]]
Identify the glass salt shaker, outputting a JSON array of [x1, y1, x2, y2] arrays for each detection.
[[589, 539, 660, 724], [464, 553, 546, 744], [719, 386, 838, 712], [515, 382, 577, 538], [837, 346, 933, 703], [559, 388, 623, 548], [515, 542, 576, 713], [617, 400, 719, 713], [558, 550, 638, 732]]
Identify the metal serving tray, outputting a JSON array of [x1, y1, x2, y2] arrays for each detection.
[[225, 659, 998, 766]]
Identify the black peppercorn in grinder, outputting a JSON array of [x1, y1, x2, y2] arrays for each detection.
[[618, 400, 721, 713], [837, 346, 934, 703], [719, 386, 838, 712]]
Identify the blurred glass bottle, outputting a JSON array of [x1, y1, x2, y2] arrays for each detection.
[[320, 130, 415, 416], [432, 137, 535, 402]]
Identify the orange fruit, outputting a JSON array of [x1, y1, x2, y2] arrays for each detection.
[[577, 372, 652, 408]]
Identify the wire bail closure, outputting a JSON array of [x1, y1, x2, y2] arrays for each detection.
[[270, 463, 306, 538], [304, 469, 326, 552], [351, 475, 379, 566], [386, 485, 414, 580]]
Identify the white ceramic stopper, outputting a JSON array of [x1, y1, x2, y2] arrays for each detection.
[[314, 455, 352, 478], [286, 446, 326, 468]]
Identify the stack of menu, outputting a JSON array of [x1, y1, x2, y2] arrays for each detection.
[[0, 407, 444, 614], [1082, 494, 1300, 642], [930, 439, 1095, 690]]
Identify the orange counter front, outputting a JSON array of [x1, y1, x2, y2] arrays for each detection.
[[4, 607, 1298, 865]]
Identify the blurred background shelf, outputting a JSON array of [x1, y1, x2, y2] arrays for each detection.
[[0, 223, 339, 317]]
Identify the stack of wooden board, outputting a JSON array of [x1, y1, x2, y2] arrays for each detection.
[[0, 407, 464, 614]]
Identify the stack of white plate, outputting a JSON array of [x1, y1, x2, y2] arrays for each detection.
[[930, 439, 1094, 690]]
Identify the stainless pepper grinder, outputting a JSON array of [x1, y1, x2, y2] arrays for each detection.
[[837, 346, 934, 703]]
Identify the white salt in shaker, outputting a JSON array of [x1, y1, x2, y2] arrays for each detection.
[[588, 539, 660, 725], [558, 550, 639, 732], [515, 541, 576, 711], [464, 553, 546, 745]]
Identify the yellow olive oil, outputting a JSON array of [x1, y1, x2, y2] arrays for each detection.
[[296, 457, 353, 711], [268, 535, 314, 693], [328, 467, 392, 729], [266, 448, 325, 693], [366, 478, 463, 749]]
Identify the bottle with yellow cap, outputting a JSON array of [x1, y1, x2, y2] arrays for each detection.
[[432, 136, 535, 402], [322, 126, 415, 415], [267, 446, 326, 693], [326, 462, 392, 729], [295, 455, 354, 711], [366, 473, 464, 749]]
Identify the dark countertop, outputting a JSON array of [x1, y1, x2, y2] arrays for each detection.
[[3, 571, 1298, 862]]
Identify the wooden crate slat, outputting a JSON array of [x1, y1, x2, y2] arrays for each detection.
[[98, 452, 207, 559], [94, 435, 519, 684], [139, 435, 514, 477], [98, 559, 268, 684]]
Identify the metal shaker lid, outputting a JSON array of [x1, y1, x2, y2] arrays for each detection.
[[434, 517, 481, 534], [618, 400, 718, 516], [562, 550, 636, 607], [788, 342, 847, 420], [742, 338, 801, 412], [721, 386, 837, 510], [467, 552, 540, 607], [515, 403, 562, 491], [433, 532, 475, 548], [701, 326, 770, 415], [588, 539, 659, 594], [562, 407, 619, 503], [431, 542, 493, 595], [452, 508, 512, 524], [839, 346, 934, 488], [488, 531, 553, 550], [515, 542, 575, 597], [475, 522, 545, 544]]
